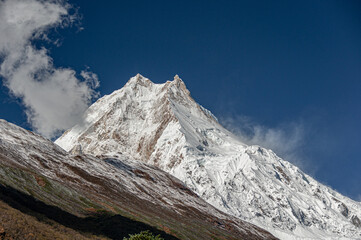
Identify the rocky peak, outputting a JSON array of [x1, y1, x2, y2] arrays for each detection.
[[170, 74, 187, 90], [169, 74, 191, 97], [121, 74, 192, 104], [123, 74, 155, 93], [126, 73, 150, 84], [55, 75, 220, 169]]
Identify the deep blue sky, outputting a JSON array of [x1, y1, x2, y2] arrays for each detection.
[[1, 0, 360, 200]]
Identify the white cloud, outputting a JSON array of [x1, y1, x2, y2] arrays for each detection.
[[220, 115, 307, 168], [0, 0, 99, 138]]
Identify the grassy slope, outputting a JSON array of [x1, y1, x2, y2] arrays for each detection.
[[0, 163, 179, 240], [0, 198, 106, 240]]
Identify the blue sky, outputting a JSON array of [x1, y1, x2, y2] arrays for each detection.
[[0, 0, 360, 200]]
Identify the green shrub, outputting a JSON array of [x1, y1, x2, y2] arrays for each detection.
[[123, 230, 164, 240]]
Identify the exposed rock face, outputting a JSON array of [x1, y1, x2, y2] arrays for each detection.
[[0, 225, 5, 240], [70, 144, 83, 155], [352, 216, 361, 228], [339, 202, 350, 218], [56, 74, 361, 240]]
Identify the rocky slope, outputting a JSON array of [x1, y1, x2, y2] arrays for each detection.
[[0, 119, 275, 240], [56, 74, 361, 240]]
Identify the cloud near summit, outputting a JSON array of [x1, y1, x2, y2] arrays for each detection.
[[220, 115, 308, 169], [0, 0, 99, 138]]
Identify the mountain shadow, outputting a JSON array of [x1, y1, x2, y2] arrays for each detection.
[[0, 184, 179, 240]]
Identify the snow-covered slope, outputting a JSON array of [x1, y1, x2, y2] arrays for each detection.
[[56, 74, 361, 240], [0, 119, 275, 240]]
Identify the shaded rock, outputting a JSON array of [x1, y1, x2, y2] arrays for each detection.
[[351, 215, 361, 228], [0, 225, 5, 240], [339, 203, 349, 217]]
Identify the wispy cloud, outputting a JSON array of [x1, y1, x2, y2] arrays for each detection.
[[0, 0, 99, 138], [220, 115, 312, 171]]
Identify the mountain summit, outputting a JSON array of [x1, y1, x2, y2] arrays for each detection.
[[56, 74, 219, 170], [56, 75, 361, 240]]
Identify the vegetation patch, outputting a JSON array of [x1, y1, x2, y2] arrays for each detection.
[[123, 230, 164, 240]]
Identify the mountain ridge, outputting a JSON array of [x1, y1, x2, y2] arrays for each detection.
[[0, 118, 274, 240], [56, 74, 361, 240]]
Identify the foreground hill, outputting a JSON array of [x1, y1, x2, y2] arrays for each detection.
[[0, 119, 274, 240], [56, 74, 361, 239]]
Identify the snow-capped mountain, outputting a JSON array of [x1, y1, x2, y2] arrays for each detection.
[[0, 119, 275, 240], [56, 74, 361, 240]]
